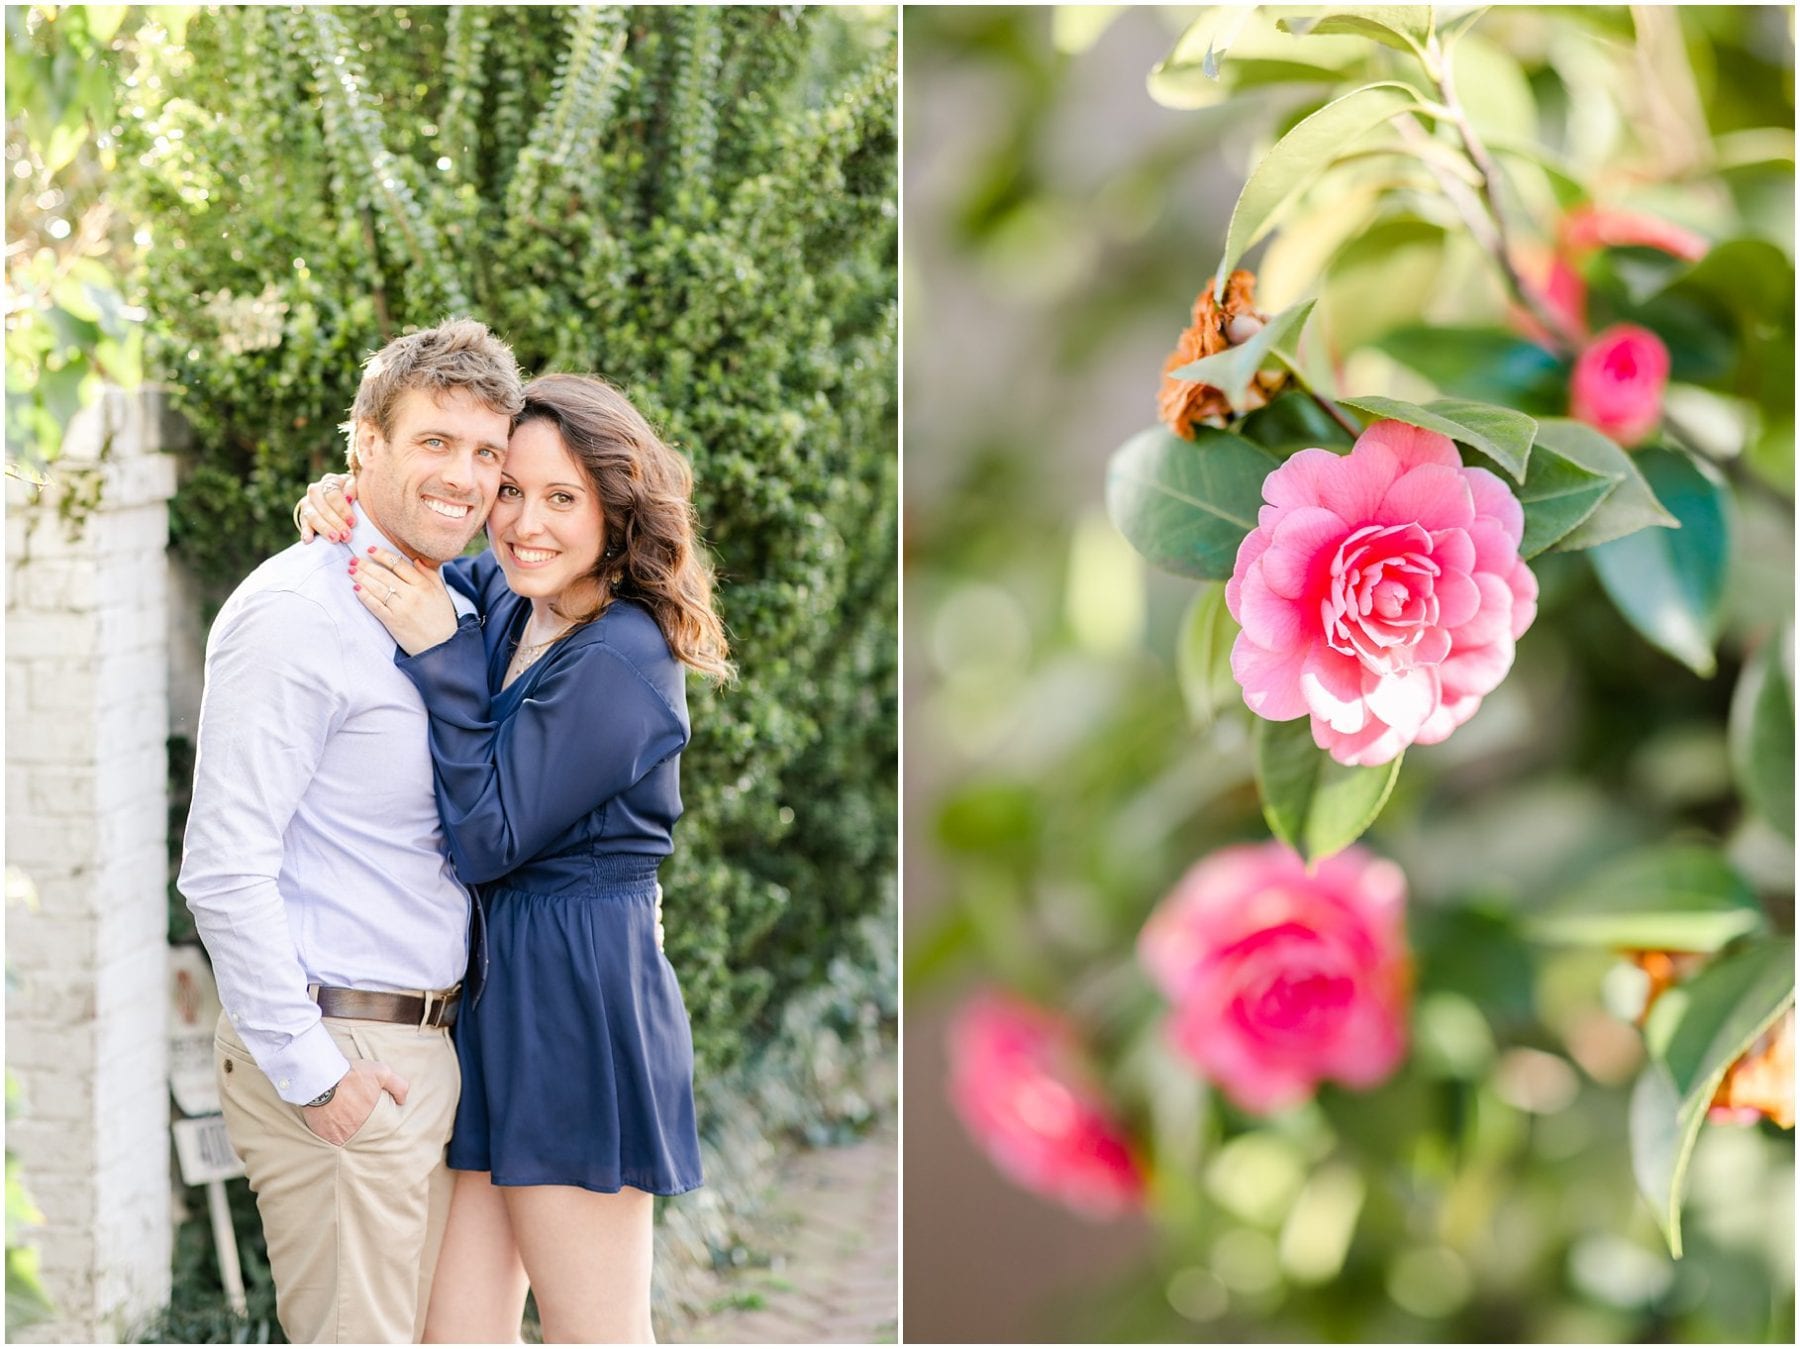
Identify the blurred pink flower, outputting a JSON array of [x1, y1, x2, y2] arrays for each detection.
[[1570, 323, 1671, 447], [1559, 204, 1708, 263], [1515, 205, 1708, 346], [1708, 1008, 1794, 1130], [1225, 419, 1539, 766], [946, 991, 1145, 1218], [1139, 841, 1411, 1114]]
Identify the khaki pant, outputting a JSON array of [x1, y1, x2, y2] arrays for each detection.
[[215, 1012, 461, 1344]]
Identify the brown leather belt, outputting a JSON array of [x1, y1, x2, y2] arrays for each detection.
[[310, 984, 462, 1029]]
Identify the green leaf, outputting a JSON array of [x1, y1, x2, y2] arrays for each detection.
[[1169, 297, 1317, 409], [1276, 8, 1434, 55], [1589, 448, 1731, 677], [1238, 388, 1357, 454], [1631, 939, 1794, 1256], [1370, 324, 1566, 406], [1149, 8, 1356, 110], [1253, 716, 1402, 863], [1215, 83, 1421, 296], [1729, 624, 1795, 841], [1104, 426, 1277, 581], [1517, 440, 1613, 559], [1335, 394, 1536, 480], [1531, 419, 1679, 551], [1174, 582, 1241, 728], [1437, 7, 1489, 46], [84, 6, 129, 44], [1529, 845, 1767, 952]]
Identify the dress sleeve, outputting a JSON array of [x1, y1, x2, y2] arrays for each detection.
[[440, 549, 506, 616], [395, 632, 687, 884]]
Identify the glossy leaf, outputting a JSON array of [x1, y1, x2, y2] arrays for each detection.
[[1370, 324, 1566, 407], [1517, 439, 1613, 559], [1105, 426, 1276, 581], [1169, 297, 1317, 409], [1150, 9, 1364, 110], [1590, 449, 1731, 677], [1254, 716, 1402, 863], [1631, 939, 1794, 1256], [1729, 624, 1795, 841], [1174, 582, 1241, 728], [1215, 83, 1422, 297], [1529, 845, 1767, 952], [1336, 394, 1535, 480], [1531, 419, 1679, 551], [1277, 8, 1434, 55]]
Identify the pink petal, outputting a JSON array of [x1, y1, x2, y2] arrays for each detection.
[[1300, 646, 1369, 734], [1463, 466, 1525, 547], [1448, 571, 1515, 649], [1507, 559, 1539, 639], [1262, 448, 1344, 512], [1238, 565, 1309, 651], [1262, 507, 1348, 599], [1415, 690, 1484, 744], [1433, 567, 1482, 630], [1231, 635, 1311, 721], [1361, 665, 1440, 739], [1355, 419, 1461, 472], [1315, 714, 1407, 767], [1315, 445, 1400, 525], [1225, 528, 1273, 622], [1378, 464, 1476, 532], [1438, 635, 1515, 701]]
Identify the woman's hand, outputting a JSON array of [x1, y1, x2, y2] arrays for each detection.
[[295, 473, 358, 544], [349, 547, 458, 655]]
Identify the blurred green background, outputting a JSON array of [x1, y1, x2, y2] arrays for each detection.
[[903, 5, 1793, 1342]]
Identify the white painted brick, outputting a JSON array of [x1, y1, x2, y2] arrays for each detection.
[[15, 1067, 93, 1122], [28, 661, 99, 715], [4, 1023, 90, 1071], [28, 767, 96, 817], [5, 612, 100, 660], [5, 912, 100, 970]]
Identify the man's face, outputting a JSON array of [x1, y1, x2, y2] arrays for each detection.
[[354, 387, 512, 563]]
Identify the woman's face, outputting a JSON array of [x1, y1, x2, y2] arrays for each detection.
[[486, 419, 607, 612]]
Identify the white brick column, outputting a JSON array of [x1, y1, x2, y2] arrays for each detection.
[[6, 388, 182, 1343]]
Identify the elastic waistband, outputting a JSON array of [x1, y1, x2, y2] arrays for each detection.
[[591, 854, 663, 886]]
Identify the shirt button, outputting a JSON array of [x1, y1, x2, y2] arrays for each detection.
[[279, 1078, 290, 1088]]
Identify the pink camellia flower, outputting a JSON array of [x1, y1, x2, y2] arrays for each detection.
[[1559, 204, 1708, 263], [1226, 419, 1539, 766], [946, 992, 1145, 1218], [1570, 323, 1671, 447], [1139, 841, 1410, 1114]]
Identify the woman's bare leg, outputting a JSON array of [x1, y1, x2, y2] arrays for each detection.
[[422, 1171, 531, 1343], [503, 1184, 655, 1344]]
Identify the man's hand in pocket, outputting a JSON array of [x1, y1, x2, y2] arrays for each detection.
[[301, 1059, 410, 1146]]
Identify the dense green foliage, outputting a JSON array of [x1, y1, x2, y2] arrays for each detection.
[[123, 5, 897, 1078]]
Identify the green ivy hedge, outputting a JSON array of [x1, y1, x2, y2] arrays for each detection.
[[126, 4, 897, 1079]]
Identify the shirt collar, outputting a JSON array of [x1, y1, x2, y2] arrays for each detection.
[[341, 512, 478, 619]]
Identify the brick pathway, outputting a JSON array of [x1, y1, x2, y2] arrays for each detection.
[[674, 1116, 898, 1344]]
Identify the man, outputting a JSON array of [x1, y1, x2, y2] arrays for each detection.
[[180, 318, 523, 1343]]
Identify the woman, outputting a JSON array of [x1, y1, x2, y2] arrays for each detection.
[[296, 373, 731, 1342]]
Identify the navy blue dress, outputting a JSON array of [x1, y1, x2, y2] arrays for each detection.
[[395, 550, 703, 1195]]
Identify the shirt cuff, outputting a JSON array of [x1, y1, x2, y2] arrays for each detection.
[[261, 1020, 352, 1105]]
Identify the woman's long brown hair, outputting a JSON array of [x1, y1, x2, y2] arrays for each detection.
[[517, 373, 733, 682]]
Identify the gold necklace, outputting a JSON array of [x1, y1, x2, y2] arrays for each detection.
[[503, 617, 573, 687]]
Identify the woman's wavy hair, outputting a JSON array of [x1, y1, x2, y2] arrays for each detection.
[[517, 373, 733, 682]]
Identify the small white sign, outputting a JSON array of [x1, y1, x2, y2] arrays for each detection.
[[170, 945, 224, 1117], [172, 1115, 246, 1185]]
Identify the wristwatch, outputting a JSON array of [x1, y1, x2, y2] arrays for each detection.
[[303, 1085, 336, 1108]]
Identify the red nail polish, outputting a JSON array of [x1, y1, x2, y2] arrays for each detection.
[[353, 584, 361, 591], [367, 546, 376, 554]]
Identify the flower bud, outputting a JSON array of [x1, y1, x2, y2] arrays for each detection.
[[1570, 324, 1670, 448]]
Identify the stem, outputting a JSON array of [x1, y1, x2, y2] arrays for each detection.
[[1421, 36, 1584, 356], [1272, 350, 1360, 438]]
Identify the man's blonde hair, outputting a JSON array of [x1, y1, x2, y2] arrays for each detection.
[[343, 318, 525, 471]]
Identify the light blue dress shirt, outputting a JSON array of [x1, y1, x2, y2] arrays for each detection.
[[180, 513, 475, 1104]]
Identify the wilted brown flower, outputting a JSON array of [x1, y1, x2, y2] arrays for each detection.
[[1157, 269, 1287, 439], [1709, 1007, 1794, 1129], [1627, 949, 1707, 1027]]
